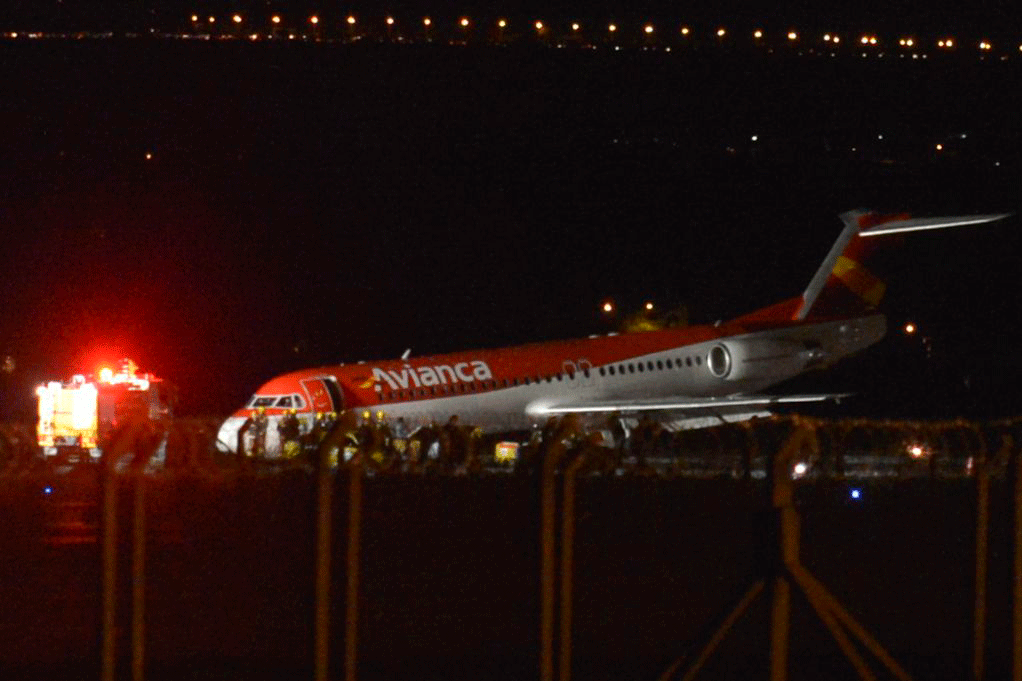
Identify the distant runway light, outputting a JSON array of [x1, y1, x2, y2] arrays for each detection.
[[823, 33, 831, 41], [460, 17, 469, 28], [644, 24, 654, 34], [347, 15, 356, 26], [832, 36, 840, 43], [602, 301, 614, 314], [572, 23, 580, 31], [716, 28, 726, 37], [423, 17, 431, 26], [751, 134, 758, 141], [680, 27, 690, 36], [850, 488, 862, 500], [208, 16, 215, 24], [608, 23, 617, 33], [753, 29, 763, 39], [386, 17, 394, 26], [145, 152, 153, 160], [309, 15, 318, 25], [498, 19, 507, 28], [535, 20, 544, 31], [935, 143, 943, 151], [271, 15, 280, 24], [861, 36, 868, 44], [787, 31, 797, 41], [908, 444, 925, 458], [43, 486, 53, 495], [904, 322, 916, 334], [232, 14, 242, 24], [793, 462, 808, 476], [191, 14, 198, 22], [644, 301, 654, 311]]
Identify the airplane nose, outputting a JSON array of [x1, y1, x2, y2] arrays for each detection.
[[216, 415, 247, 454]]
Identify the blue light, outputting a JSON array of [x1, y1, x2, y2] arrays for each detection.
[[43, 486, 53, 495], [850, 488, 862, 500]]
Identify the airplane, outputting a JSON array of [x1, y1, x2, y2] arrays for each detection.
[[217, 209, 1009, 456]]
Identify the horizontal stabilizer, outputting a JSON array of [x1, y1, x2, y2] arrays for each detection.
[[859, 213, 1011, 237]]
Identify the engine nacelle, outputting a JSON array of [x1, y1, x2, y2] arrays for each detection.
[[706, 339, 810, 383]]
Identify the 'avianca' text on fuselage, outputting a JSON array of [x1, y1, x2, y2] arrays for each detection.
[[369, 361, 492, 390], [216, 209, 1011, 456]]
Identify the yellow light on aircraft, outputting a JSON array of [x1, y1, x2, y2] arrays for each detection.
[[271, 15, 280, 24], [232, 14, 242, 24], [716, 28, 726, 37], [787, 31, 797, 41], [644, 24, 654, 34], [753, 30, 763, 39]]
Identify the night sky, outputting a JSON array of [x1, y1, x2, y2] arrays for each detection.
[[0, 10, 1019, 417]]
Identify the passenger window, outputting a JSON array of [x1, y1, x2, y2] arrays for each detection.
[[628, 364, 635, 373], [696, 356, 702, 365], [656, 360, 663, 370], [609, 366, 615, 376], [686, 357, 693, 367], [583, 368, 590, 378], [666, 359, 673, 369], [637, 363, 644, 373]]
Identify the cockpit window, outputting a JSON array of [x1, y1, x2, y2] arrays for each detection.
[[251, 396, 276, 407], [276, 395, 293, 408]]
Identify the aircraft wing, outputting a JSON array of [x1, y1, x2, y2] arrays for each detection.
[[527, 393, 848, 416]]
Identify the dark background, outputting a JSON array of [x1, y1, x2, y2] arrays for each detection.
[[0, 31, 1019, 418]]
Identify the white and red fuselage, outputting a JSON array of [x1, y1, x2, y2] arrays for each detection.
[[216, 210, 1008, 455]]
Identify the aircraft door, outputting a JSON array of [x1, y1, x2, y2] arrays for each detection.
[[301, 377, 344, 413]]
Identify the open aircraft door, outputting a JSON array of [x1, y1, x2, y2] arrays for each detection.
[[301, 377, 344, 413]]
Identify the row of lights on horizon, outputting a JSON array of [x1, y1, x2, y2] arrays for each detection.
[[189, 13, 1022, 51]]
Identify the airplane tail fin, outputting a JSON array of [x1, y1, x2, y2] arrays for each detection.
[[793, 209, 1010, 320]]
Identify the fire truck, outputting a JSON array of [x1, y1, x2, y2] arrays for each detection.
[[36, 359, 173, 460]]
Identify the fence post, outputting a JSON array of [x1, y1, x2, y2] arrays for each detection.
[[1012, 436, 1022, 681], [345, 452, 364, 681], [102, 445, 118, 681], [560, 450, 590, 681], [315, 438, 334, 681], [973, 436, 989, 681], [132, 473, 146, 681]]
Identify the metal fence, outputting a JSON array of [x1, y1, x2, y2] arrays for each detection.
[[2, 414, 1022, 681]]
